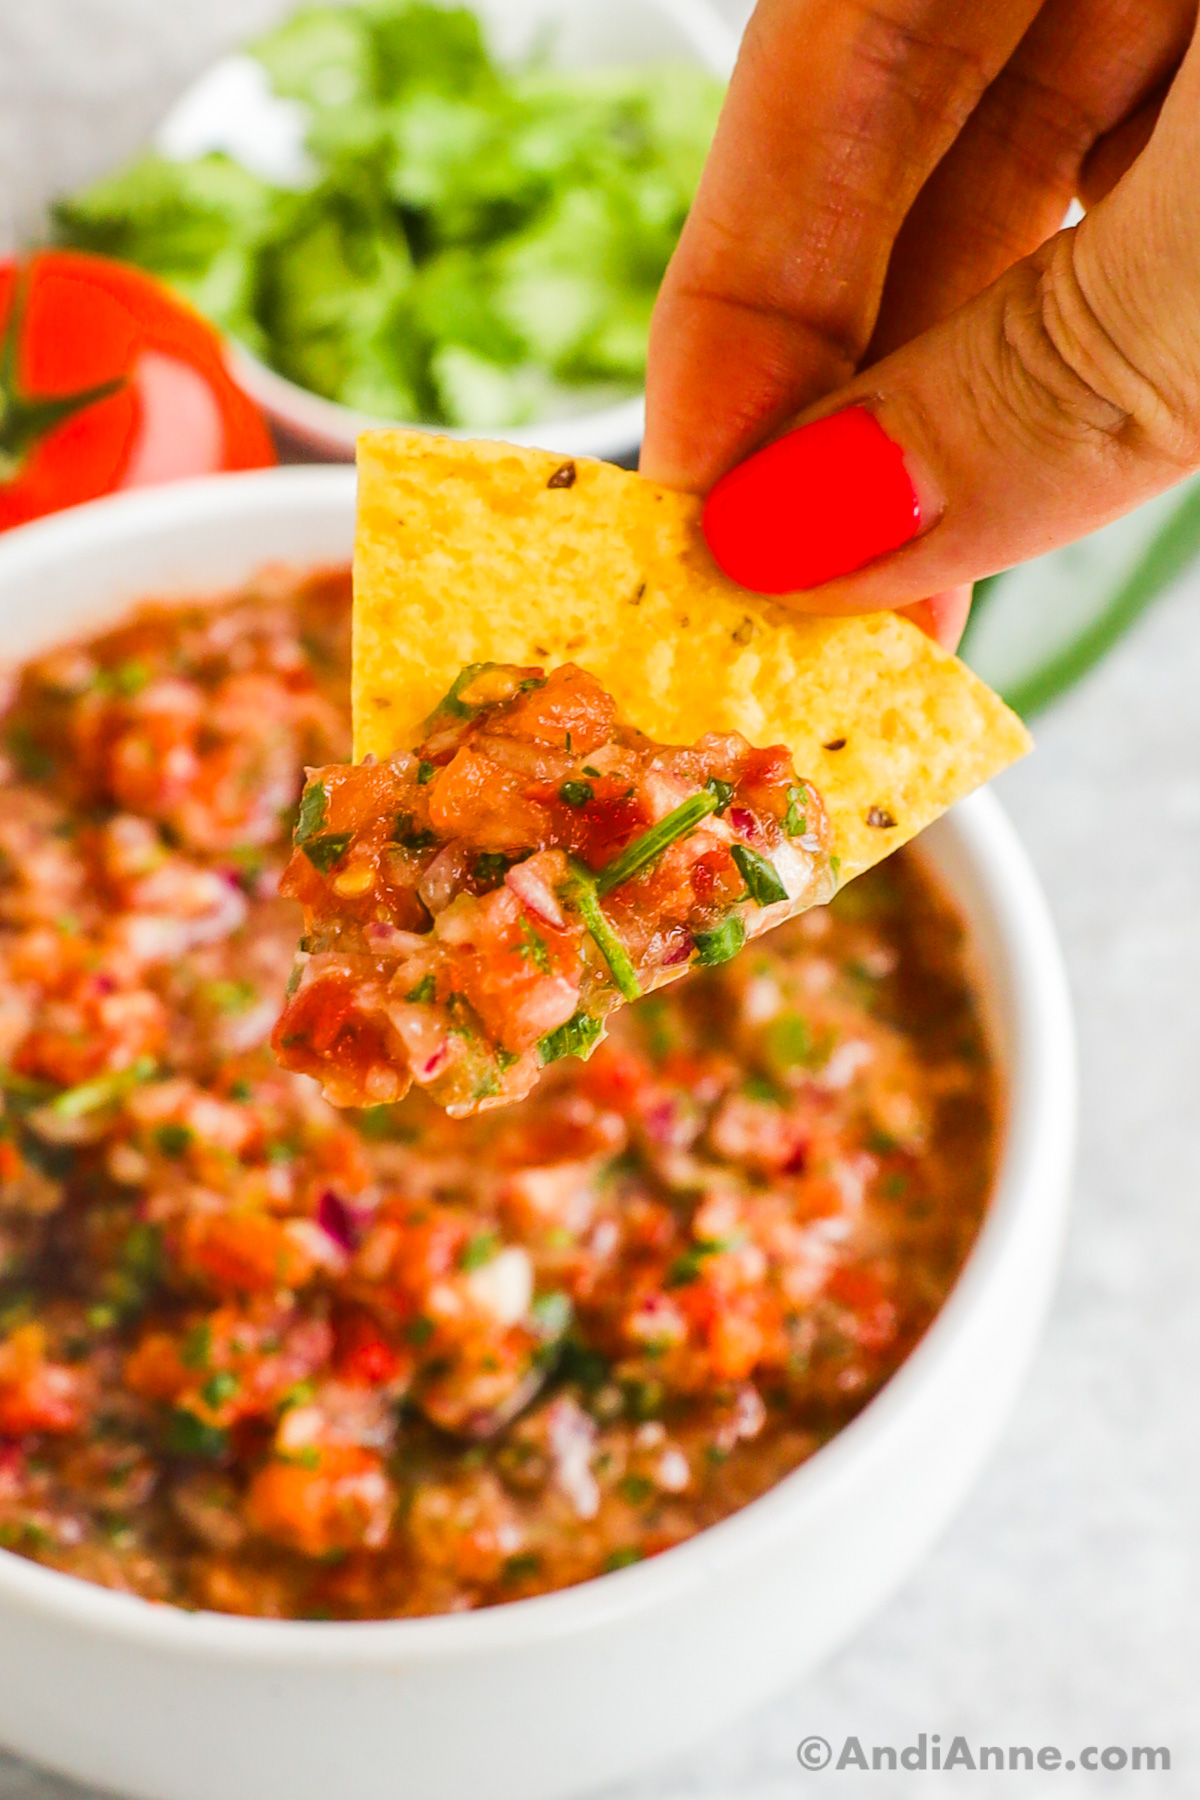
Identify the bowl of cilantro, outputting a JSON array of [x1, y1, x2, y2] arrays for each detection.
[[54, 0, 736, 463]]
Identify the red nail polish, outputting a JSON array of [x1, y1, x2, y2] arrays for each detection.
[[701, 406, 921, 594]]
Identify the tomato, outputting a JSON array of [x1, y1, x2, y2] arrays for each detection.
[[0, 251, 274, 531]]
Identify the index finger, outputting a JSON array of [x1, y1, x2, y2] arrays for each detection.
[[640, 0, 1044, 493]]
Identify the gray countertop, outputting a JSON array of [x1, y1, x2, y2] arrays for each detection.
[[2, 4, 1197, 1795]]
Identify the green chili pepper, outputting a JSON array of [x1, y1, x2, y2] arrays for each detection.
[[596, 788, 719, 896], [567, 865, 640, 999]]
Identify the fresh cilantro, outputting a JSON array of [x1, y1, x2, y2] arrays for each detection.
[[538, 1009, 602, 1065], [302, 830, 353, 874], [596, 789, 719, 896], [472, 851, 509, 885], [295, 780, 328, 844], [730, 843, 788, 906], [604, 1547, 644, 1572], [180, 1322, 212, 1370], [393, 813, 436, 850], [559, 780, 593, 807], [459, 1230, 498, 1271], [200, 1371, 239, 1410], [165, 1409, 228, 1460], [517, 916, 551, 972], [405, 972, 436, 1003], [693, 915, 746, 965], [152, 1122, 194, 1158], [785, 784, 808, 837]]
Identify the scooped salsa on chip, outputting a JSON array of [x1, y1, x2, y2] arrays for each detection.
[[272, 660, 834, 1113], [274, 430, 1030, 1117]]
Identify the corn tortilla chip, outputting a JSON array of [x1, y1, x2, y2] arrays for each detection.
[[354, 431, 1029, 883]]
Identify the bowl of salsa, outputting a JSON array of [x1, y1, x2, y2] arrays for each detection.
[[0, 468, 1075, 1800]]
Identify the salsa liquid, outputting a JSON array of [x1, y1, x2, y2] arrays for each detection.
[[0, 571, 997, 1618]]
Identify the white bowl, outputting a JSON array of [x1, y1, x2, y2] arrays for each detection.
[[156, 0, 740, 464], [0, 470, 1076, 1800]]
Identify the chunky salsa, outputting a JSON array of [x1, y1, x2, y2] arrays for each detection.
[[0, 570, 997, 1619], [273, 661, 833, 1115]]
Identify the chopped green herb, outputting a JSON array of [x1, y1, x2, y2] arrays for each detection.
[[152, 1122, 194, 1158], [517, 917, 551, 972], [436, 663, 491, 718], [604, 1547, 644, 1572], [201, 979, 258, 1015], [582, 766, 603, 779], [495, 1047, 520, 1071], [567, 865, 640, 1000], [180, 1322, 212, 1371], [538, 1009, 603, 1065], [705, 777, 735, 815], [731, 843, 788, 906], [664, 1239, 726, 1287], [694, 915, 746, 965], [559, 780, 594, 807], [302, 831, 353, 874], [617, 1474, 655, 1504], [51, 1055, 157, 1121], [104, 659, 150, 698], [417, 760, 436, 785], [295, 781, 328, 844], [742, 1072, 785, 1104], [472, 851, 510, 885], [530, 1290, 572, 1337], [785, 784, 808, 836], [459, 1230, 498, 1271], [596, 788, 719, 895], [405, 972, 437, 1004], [502, 1552, 543, 1583], [200, 1371, 239, 1410], [393, 813, 436, 850], [165, 1409, 228, 1461], [5, 726, 54, 781], [764, 1011, 816, 1072]]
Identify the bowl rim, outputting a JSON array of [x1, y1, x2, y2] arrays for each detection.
[[0, 470, 1076, 1664]]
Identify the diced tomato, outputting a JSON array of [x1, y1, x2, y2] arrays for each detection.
[[0, 1326, 81, 1436], [335, 1312, 407, 1387], [428, 749, 549, 849], [182, 1211, 316, 1295], [496, 664, 615, 753], [124, 1330, 191, 1403], [247, 1445, 394, 1556]]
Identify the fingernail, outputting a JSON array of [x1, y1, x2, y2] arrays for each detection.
[[701, 406, 922, 594]]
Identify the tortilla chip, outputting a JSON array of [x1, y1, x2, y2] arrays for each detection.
[[354, 431, 1029, 882]]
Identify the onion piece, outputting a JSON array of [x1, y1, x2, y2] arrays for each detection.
[[505, 855, 566, 929]]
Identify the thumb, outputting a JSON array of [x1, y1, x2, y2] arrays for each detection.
[[701, 17, 1200, 615]]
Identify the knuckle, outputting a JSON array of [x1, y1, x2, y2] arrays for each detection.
[[850, 3, 994, 113], [992, 233, 1200, 471]]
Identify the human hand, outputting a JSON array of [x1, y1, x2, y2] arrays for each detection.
[[640, 0, 1200, 649]]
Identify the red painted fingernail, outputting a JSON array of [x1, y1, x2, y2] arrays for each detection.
[[702, 406, 921, 594]]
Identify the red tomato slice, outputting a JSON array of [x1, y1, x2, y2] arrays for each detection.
[[0, 250, 275, 531]]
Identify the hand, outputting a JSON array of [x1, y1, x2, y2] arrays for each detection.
[[640, 0, 1200, 649]]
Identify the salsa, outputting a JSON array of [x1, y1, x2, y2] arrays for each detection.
[[273, 661, 833, 1114], [0, 570, 997, 1619]]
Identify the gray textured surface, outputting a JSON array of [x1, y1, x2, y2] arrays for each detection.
[[1, 4, 1197, 1796]]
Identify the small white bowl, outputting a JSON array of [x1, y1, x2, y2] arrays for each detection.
[[155, 0, 740, 464], [0, 470, 1076, 1800]]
